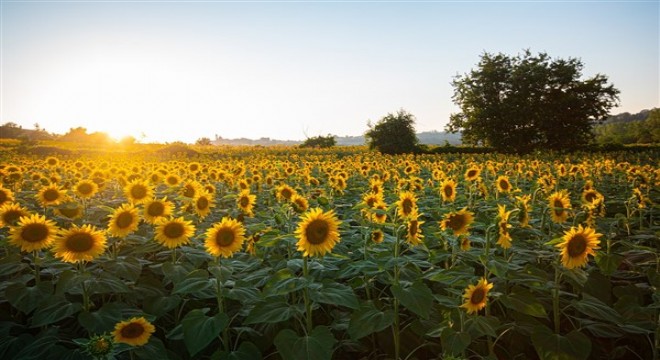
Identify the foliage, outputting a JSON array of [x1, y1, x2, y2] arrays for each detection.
[[195, 137, 213, 146], [594, 108, 660, 144], [447, 50, 620, 153], [365, 109, 419, 154], [299, 134, 337, 148]]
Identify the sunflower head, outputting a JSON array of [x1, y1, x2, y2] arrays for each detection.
[[295, 208, 342, 257], [556, 225, 601, 269], [460, 278, 494, 314], [237, 190, 257, 216], [396, 191, 418, 219], [108, 203, 140, 238], [142, 198, 174, 224], [193, 191, 215, 219], [154, 217, 195, 249], [9, 214, 59, 252], [548, 190, 571, 223], [464, 166, 481, 182], [290, 194, 309, 214], [74, 179, 99, 199], [54, 203, 84, 220], [276, 184, 296, 202], [124, 180, 153, 204], [204, 217, 246, 258], [371, 229, 384, 244], [440, 178, 457, 203], [0, 202, 31, 227], [440, 208, 474, 236], [0, 186, 15, 207], [53, 224, 107, 263], [84, 334, 115, 358], [37, 184, 67, 207], [113, 317, 155, 346], [495, 175, 512, 194], [406, 213, 424, 246]]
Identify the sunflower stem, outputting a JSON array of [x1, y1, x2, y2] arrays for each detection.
[[553, 258, 561, 334], [33, 250, 40, 285], [216, 258, 230, 352], [392, 225, 401, 360], [302, 255, 313, 334], [171, 248, 177, 264]]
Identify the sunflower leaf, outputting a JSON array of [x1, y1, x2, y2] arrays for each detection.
[[531, 325, 591, 360], [6, 281, 53, 314], [173, 269, 213, 295], [274, 326, 336, 360], [440, 327, 471, 356], [31, 295, 82, 328], [310, 281, 359, 309], [244, 299, 302, 325], [390, 281, 434, 319], [348, 301, 394, 340], [182, 308, 229, 357]]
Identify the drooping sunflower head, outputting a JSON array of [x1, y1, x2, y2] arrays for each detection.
[[515, 195, 531, 228], [204, 217, 246, 258], [460, 278, 494, 314], [295, 208, 341, 257], [406, 213, 424, 246], [237, 190, 257, 216], [556, 225, 601, 269], [142, 198, 174, 224], [112, 317, 155, 347], [495, 175, 512, 194], [371, 203, 388, 224], [53, 224, 107, 263], [371, 229, 384, 244], [459, 236, 471, 251], [37, 184, 67, 207], [0, 186, 15, 207], [548, 190, 572, 223], [0, 202, 31, 227], [108, 203, 140, 238], [290, 194, 309, 214], [440, 208, 474, 236], [581, 189, 603, 205], [74, 179, 99, 199], [439, 178, 457, 203], [396, 191, 417, 219], [9, 214, 59, 252], [154, 217, 195, 249], [54, 202, 84, 220], [124, 179, 153, 204]]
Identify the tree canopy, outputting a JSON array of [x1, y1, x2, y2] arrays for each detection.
[[300, 134, 336, 148], [446, 50, 620, 153], [365, 109, 419, 154]]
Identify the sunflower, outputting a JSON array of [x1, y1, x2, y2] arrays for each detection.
[[112, 317, 155, 346], [295, 208, 341, 257], [460, 278, 494, 314], [581, 189, 603, 205], [439, 178, 457, 203], [44, 156, 59, 167], [515, 195, 531, 228], [459, 236, 471, 251], [464, 166, 481, 182], [439, 208, 474, 236], [204, 217, 246, 258], [165, 174, 181, 187], [84, 334, 114, 358], [496, 204, 513, 249], [275, 184, 296, 203], [371, 229, 384, 244], [180, 180, 201, 199], [0, 202, 30, 227], [396, 191, 418, 219], [154, 217, 195, 249], [9, 214, 59, 252], [53, 224, 107, 263], [124, 179, 153, 204], [142, 198, 174, 224], [237, 190, 257, 216], [107, 203, 140, 238], [290, 193, 309, 214], [495, 175, 512, 194], [37, 184, 67, 207], [556, 225, 602, 269], [0, 186, 14, 207], [406, 212, 424, 246], [74, 179, 99, 199], [371, 203, 388, 224], [54, 203, 84, 220], [192, 191, 214, 219], [548, 190, 571, 223]]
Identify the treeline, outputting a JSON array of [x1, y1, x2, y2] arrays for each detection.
[[593, 108, 659, 144], [0, 123, 137, 144]]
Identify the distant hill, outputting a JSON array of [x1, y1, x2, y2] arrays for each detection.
[[212, 131, 462, 147], [603, 109, 652, 124]]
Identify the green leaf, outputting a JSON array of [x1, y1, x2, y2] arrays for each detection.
[[501, 290, 547, 318], [101, 257, 142, 282], [213, 341, 262, 360], [144, 295, 181, 317], [224, 281, 261, 303], [440, 327, 471, 356], [263, 269, 307, 296], [245, 299, 301, 325], [0, 254, 28, 277], [531, 325, 591, 360], [348, 302, 394, 340], [78, 302, 123, 334], [31, 295, 82, 327], [310, 282, 359, 309], [5, 281, 53, 314], [390, 281, 434, 319], [573, 293, 622, 324], [595, 253, 623, 276], [466, 315, 500, 338], [274, 326, 336, 360], [133, 337, 168, 360], [55, 270, 87, 295], [84, 273, 130, 295], [182, 308, 229, 357], [173, 269, 213, 295]]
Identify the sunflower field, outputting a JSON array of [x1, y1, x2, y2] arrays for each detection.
[[0, 147, 658, 360]]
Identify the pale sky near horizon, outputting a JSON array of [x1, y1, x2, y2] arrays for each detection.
[[1, 0, 658, 143]]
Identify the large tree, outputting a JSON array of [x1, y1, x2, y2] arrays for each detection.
[[446, 50, 620, 153], [365, 109, 419, 154]]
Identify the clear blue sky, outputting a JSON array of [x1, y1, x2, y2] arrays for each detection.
[[1, 0, 658, 143]]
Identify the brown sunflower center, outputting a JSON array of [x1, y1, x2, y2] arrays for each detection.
[[499, 180, 510, 191], [446, 214, 466, 231], [163, 222, 185, 239], [554, 199, 565, 215], [0, 190, 8, 204], [130, 185, 148, 200], [196, 197, 209, 210], [443, 185, 453, 198], [167, 176, 178, 185], [43, 189, 60, 202], [215, 228, 235, 247], [467, 170, 477, 178], [409, 220, 419, 236], [65, 232, 95, 253], [401, 199, 413, 215], [567, 234, 588, 258], [584, 192, 597, 203], [470, 287, 486, 305], [305, 219, 329, 245], [4, 210, 25, 226], [280, 188, 293, 200], [21, 223, 49, 243], [77, 183, 94, 195], [59, 206, 81, 218], [116, 212, 135, 229], [120, 323, 145, 339], [147, 202, 165, 217], [183, 185, 196, 198]]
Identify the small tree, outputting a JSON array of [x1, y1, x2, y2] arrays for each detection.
[[195, 137, 212, 146], [447, 50, 620, 153], [365, 109, 419, 154], [300, 134, 336, 148]]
